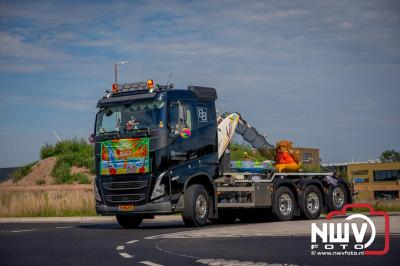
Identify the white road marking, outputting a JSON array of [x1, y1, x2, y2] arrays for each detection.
[[126, 239, 139, 244], [119, 252, 133, 258], [139, 261, 163, 266], [155, 240, 199, 259], [11, 229, 36, 233], [145, 230, 195, 239], [196, 258, 298, 266], [56, 226, 73, 229], [116, 245, 125, 250]]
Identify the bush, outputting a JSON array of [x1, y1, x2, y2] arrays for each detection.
[[52, 160, 92, 184], [40, 143, 57, 159], [58, 152, 94, 171], [52, 161, 73, 184], [11, 161, 38, 184], [230, 142, 272, 161], [301, 164, 322, 173], [71, 173, 91, 184], [40, 137, 93, 159], [41, 138, 95, 177]]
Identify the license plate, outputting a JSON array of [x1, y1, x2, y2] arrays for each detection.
[[118, 205, 134, 211]]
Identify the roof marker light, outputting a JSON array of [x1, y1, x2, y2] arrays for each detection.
[[112, 84, 118, 93], [147, 79, 154, 92]]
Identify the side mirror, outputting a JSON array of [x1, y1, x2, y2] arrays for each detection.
[[88, 134, 95, 143]]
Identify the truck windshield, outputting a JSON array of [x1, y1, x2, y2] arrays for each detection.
[[96, 100, 166, 135]]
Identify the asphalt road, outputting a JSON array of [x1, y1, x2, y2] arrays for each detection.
[[0, 218, 398, 266]]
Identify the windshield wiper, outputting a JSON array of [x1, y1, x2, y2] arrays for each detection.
[[124, 127, 151, 136], [97, 130, 119, 137]]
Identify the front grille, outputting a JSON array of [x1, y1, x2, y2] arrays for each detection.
[[106, 194, 146, 203], [103, 180, 148, 190], [100, 174, 151, 206]]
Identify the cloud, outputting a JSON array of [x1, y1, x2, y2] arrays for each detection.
[[0, 94, 95, 111], [0, 31, 70, 60], [0, 0, 399, 165]]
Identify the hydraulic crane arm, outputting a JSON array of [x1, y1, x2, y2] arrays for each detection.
[[217, 112, 274, 160]]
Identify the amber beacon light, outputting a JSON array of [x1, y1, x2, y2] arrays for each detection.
[[147, 79, 154, 92]]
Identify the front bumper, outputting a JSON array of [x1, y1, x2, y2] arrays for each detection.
[[96, 200, 174, 215]]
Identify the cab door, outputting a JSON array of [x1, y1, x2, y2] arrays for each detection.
[[168, 100, 198, 166], [168, 100, 198, 198]]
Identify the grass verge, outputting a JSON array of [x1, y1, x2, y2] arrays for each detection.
[[353, 199, 400, 212], [0, 190, 96, 217]]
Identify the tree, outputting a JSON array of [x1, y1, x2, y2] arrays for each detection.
[[379, 150, 400, 163]]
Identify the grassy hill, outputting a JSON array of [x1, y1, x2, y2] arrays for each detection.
[[3, 138, 94, 186]]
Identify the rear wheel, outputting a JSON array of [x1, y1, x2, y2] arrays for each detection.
[[300, 185, 323, 220], [272, 186, 296, 221], [327, 183, 348, 211], [116, 215, 143, 229], [182, 184, 209, 227]]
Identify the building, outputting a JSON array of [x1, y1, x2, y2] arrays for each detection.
[[321, 162, 347, 174], [347, 162, 400, 201], [295, 147, 320, 165]]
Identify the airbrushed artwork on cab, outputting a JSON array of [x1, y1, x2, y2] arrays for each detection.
[[100, 138, 149, 175]]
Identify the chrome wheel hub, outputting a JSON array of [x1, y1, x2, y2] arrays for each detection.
[[332, 187, 345, 208], [306, 192, 320, 214], [279, 193, 293, 216], [195, 193, 207, 219]]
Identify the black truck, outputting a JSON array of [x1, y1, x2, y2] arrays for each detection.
[[92, 80, 352, 228]]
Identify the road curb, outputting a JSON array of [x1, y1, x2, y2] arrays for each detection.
[[0, 215, 183, 224], [0, 216, 116, 223], [1, 213, 399, 223]]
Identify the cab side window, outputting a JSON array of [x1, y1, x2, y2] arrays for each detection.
[[184, 104, 193, 129], [169, 101, 194, 133]]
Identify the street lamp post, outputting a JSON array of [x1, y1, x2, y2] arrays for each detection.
[[114, 61, 128, 85]]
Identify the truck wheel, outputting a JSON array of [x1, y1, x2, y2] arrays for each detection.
[[116, 215, 143, 229], [272, 186, 296, 221], [327, 183, 348, 211], [182, 184, 209, 227], [300, 185, 323, 220]]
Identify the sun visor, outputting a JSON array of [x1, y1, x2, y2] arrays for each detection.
[[97, 93, 156, 107]]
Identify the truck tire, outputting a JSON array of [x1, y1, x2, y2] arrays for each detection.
[[182, 184, 209, 227], [327, 183, 348, 211], [300, 185, 323, 220], [272, 186, 296, 221], [116, 215, 143, 229]]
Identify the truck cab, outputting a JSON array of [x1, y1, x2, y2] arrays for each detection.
[[93, 81, 219, 227]]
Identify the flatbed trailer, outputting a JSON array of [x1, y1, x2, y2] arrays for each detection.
[[213, 171, 352, 222]]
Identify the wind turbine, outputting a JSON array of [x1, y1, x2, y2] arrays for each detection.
[[52, 129, 62, 142], [114, 61, 128, 85]]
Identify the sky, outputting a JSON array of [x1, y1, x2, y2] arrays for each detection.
[[0, 0, 399, 167]]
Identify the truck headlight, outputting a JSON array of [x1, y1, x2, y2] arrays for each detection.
[[94, 181, 102, 203], [151, 172, 167, 200]]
